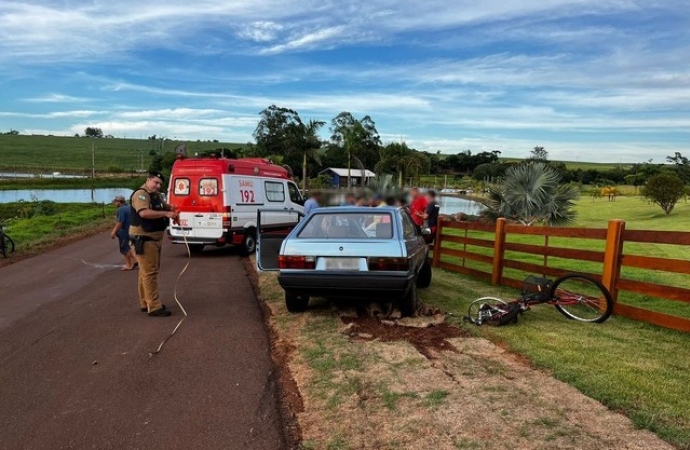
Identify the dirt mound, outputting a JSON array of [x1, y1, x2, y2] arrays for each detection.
[[340, 313, 468, 359]]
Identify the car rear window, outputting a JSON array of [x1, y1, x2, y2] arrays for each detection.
[[298, 213, 393, 239]]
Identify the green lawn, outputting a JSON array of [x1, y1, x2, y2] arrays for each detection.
[[0, 201, 115, 256], [422, 271, 690, 449], [0, 134, 245, 173], [437, 195, 690, 318]]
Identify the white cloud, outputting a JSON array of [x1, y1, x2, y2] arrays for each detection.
[[117, 108, 224, 120], [0, 110, 103, 119], [261, 26, 347, 54], [237, 21, 283, 42], [23, 94, 90, 103]]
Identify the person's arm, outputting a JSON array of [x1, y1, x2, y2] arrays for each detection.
[[139, 209, 177, 220], [110, 221, 123, 239]]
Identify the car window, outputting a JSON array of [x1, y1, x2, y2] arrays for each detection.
[[298, 213, 393, 239], [401, 211, 417, 240], [265, 181, 285, 202], [287, 182, 302, 204], [173, 178, 190, 196], [199, 178, 218, 196]]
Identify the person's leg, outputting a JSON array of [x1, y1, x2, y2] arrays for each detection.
[[139, 240, 163, 313]]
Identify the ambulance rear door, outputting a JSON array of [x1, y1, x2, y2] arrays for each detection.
[[170, 175, 224, 240]]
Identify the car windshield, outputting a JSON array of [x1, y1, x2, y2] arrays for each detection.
[[298, 212, 394, 239]]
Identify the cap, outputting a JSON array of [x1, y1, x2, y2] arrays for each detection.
[[148, 171, 165, 183], [113, 195, 126, 202]]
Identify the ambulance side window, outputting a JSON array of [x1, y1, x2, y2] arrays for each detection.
[[265, 181, 285, 202], [174, 178, 190, 196], [199, 178, 218, 196], [288, 182, 303, 205]]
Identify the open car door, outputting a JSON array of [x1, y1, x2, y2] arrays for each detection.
[[256, 208, 304, 271]]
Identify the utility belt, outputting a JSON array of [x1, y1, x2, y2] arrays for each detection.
[[131, 235, 155, 255]]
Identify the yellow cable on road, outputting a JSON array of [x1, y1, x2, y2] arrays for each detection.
[[149, 233, 190, 357]]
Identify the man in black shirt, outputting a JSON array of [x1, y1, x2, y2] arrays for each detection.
[[423, 190, 440, 243]]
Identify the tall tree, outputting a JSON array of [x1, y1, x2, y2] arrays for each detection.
[[84, 127, 103, 138], [287, 119, 325, 192], [481, 163, 579, 226], [330, 112, 382, 184], [253, 105, 301, 158], [376, 142, 430, 187], [529, 146, 548, 162]]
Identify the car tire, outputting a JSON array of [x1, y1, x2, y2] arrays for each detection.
[[400, 282, 420, 317], [285, 291, 309, 313], [240, 228, 257, 256], [416, 258, 432, 289]]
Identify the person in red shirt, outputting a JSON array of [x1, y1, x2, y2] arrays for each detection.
[[409, 187, 428, 230]]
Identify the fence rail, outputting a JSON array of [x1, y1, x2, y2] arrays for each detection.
[[432, 217, 690, 333]]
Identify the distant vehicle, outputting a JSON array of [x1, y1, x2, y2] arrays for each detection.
[[256, 206, 432, 316], [167, 157, 304, 255]]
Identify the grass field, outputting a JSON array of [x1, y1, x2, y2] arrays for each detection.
[[438, 195, 690, 319], [0, 134, 246, 173], [428, 271, 690, 449], [0, 201, 114, 261]]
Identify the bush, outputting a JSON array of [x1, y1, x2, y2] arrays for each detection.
[[641, 174, 685, 214]]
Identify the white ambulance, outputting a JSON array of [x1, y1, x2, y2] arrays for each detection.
[[167, 157, 304, 254]]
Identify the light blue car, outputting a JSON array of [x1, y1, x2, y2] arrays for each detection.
[[257, 206, 432, 316]]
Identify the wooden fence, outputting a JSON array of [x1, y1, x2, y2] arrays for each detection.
[[431, 217, 690, 333]]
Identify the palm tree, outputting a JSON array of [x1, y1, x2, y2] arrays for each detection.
[[376, 142, 430, 187], [481, 163, 579, 226], [299, 119, 325, 192]]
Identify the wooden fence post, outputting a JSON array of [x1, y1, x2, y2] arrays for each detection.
[[432, 216, 443, 268], [601, 219, 625, 302], [492, 218, 507, 286]]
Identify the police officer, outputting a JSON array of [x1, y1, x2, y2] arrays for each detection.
[[129, 172, 178, 317]]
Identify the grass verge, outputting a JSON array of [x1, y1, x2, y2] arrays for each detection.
[[0, 201, 114, 265], [258, 266, 681, 449], [430, 269, 690, 449]]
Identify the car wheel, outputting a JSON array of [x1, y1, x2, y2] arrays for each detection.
[[240, 228, 257, 256], [285, 291, 309, 313], [400, 282, 420, 317], [416, 258, 432, 289]]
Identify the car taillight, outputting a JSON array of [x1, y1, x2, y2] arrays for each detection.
[[368, 257, 409, 271], [278, 255, 316, 269], [222, 207, 232, 228]]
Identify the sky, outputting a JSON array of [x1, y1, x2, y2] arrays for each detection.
[[0, 1, 689, 163]]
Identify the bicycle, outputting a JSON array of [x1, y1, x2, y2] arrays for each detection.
[[0, 224, 16, 258], [465, 273, 614, 325]]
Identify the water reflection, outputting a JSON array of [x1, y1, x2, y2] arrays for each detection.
[[0, 188, 133, 203], [438, 195, 485, 216]]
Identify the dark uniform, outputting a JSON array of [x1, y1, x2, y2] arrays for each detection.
[[129, 182, 171, 315]]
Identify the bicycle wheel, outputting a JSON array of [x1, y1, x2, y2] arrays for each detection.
[[466, 297, 508, 325], [551, 274, 613, 323], [1, 234, 14, 257]]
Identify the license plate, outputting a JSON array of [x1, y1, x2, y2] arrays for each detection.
[[324, 258, 360, 271]]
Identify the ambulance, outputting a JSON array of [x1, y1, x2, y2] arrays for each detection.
[[167, 156, 305, 254]]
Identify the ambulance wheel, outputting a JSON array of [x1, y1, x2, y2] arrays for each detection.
[[285, 291, 309, 312], [240, 228, 257, 256]]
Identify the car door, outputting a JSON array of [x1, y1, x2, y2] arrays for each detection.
[[400, 210, 426, 272], [256, 208, 305, 271]]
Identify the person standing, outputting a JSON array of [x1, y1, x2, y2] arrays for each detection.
[[423, 190, 440, 243], [110, 195, 137, 270], [409, 187, 428, 231], [129, 172, 178, 317], [304, 191, 322, 215]]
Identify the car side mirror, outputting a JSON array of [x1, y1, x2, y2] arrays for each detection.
[[421, 228, 431, 236]]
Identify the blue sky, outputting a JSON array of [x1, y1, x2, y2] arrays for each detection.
[[0, 1, 688, 162]]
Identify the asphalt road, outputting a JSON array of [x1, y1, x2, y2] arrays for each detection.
[[0, 233, 286, 450]]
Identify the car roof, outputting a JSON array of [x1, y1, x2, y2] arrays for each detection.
[[311, 206, 401, 213]]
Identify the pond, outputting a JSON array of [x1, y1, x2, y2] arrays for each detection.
[[438, 195, 485, 216], [0, 188, 133, 204]]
